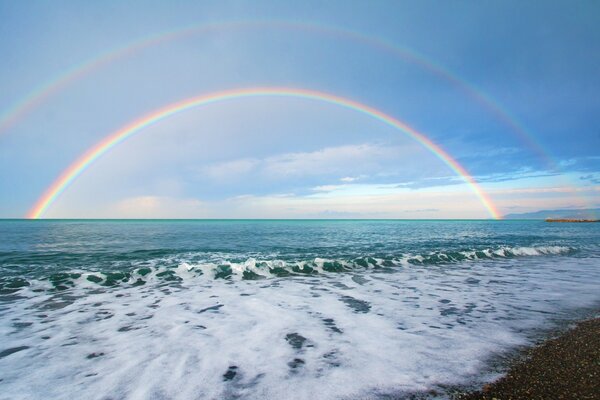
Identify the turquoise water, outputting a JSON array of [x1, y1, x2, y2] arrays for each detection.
[[1, 220, 599, 399], [1, 219, 598, 287]]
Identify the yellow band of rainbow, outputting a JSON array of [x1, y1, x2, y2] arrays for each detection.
[[27, 87, 501, 219]]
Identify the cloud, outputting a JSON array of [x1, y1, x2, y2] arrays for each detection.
[[311, 184, 345, 192], [395, 176, 462, 190], [580, 174, 600, 184], [477, 169, 561, 183], [216, 189, 491, 219], [261, 143, 394, 177], [553, 156, 600, 173], [316, 209, 388, 218], [490, 186, 600, 195], [201, 158, 259, 181], [197, 142, 426, 183], [48, 180, 600, 219], [110, 196, 208, 218]]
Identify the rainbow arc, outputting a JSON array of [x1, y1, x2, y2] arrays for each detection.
[[0, 20, 552, 168], [27, 87, 501, 220]]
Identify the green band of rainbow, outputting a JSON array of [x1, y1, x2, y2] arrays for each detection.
[[27, 87, 501, 219]]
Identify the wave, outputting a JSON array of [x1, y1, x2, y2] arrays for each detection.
[[0, 245, 573, 293]]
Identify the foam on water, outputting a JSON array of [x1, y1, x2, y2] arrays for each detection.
[[1, 220, 599, 399], [1, 254, 599, 400]]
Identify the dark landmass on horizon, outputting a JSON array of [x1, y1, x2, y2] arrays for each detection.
[[546, 218, 599, 223], [504, 208, 600, 220]]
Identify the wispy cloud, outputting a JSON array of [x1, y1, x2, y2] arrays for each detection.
[[340, 176, 361, 182], [395, 176, 461, 190], [111, 196, 208, 218], [476, 169, 562, 183], [580, 174, 600, 184], [262, 144, 394, 177], [213, 189, 490, 219], [197, 142, 427, 184], [490, 186, 600, 195], [201, 158, 260, 181]]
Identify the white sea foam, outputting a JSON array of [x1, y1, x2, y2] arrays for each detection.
[[0, 253, 598, 400]]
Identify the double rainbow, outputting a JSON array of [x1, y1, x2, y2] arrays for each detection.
[[27, 87, 501, 219]]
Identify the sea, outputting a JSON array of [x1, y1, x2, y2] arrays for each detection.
[[0, 219, 599, 399]]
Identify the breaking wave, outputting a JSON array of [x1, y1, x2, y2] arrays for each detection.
[[0, 245, 574, 293]]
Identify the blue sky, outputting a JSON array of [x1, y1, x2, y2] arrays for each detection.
[[0, 1, 598, 218]]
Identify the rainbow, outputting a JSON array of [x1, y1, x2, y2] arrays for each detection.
[[0, 20, 551, 168], [27, 87, 501, 219], [0, 21, 251, 135]]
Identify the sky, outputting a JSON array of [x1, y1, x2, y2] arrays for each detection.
[[0, 0, 598, 219]]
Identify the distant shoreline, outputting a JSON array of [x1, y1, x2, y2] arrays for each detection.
[[504, 208, 600, 220], [545, 218, 599, 223]]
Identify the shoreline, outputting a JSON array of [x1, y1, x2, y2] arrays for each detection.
[[453, 315, 600, 400], [545, 218, 599, 223]]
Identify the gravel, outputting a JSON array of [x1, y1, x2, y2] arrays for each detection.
[[456, 317, 600, 400]]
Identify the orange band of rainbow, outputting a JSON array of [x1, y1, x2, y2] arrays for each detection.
[[27, 87, 501, 219]]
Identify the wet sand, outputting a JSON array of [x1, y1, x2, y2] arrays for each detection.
[[456, 317, 600, 400]]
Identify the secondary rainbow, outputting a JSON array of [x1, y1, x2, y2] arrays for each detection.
[[0, 20, 552, 167], [28, 87, 501, 219]]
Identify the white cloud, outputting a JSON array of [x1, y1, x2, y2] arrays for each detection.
[[198, 142, 428, 183], [490, 185, 600, 195], [311, 184, 345, 192], [109, 196, 208, 218], [262, 143, 394, 177], [200, 158, 259, 181], [215, 190, 490, 219]]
